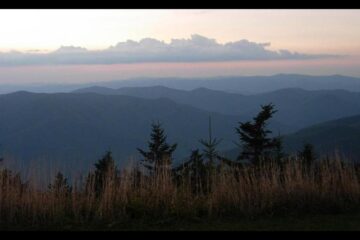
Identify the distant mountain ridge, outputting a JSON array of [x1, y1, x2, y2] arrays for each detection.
[[0, 91, 269, 171], [2, 73, 360, 171], [74, 85, 360, 131], [75, 74, 360, 94], [2, 74, 360, 94]]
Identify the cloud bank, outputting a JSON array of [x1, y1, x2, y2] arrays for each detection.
[[0, 34, 339, 66]]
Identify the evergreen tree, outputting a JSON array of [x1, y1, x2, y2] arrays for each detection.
[[137, 122, 177, 175], [48, 171, 71, 196], [297, 143, 317, 167], [273, 135, 286, 163], [173, 149, 207, 194], [93, 151, 117, 196], [0, 144, 4, 165], [0, 168, 24, 192], [235, 103, 280, 165], [199, 116, 222, 168]]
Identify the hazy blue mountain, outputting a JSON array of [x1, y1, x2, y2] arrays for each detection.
[[2, 74, 360, 94], [99, 74, 360, 94], [0, 91, 288, 172], [223, 114, 360, 161], [245, 88, 360, 129], [283, 114, 360, 161], [74, 86, 360, 131]]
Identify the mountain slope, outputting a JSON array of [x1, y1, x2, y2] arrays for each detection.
[[223, 114, 360, 161], [284, 114, 360, 160], [74, 86, 360, 131], [0, 91, 261, 171]]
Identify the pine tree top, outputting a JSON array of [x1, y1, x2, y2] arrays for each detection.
[[137, 122, 177, 173]]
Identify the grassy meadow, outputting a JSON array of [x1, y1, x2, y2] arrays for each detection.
[[1, 155, 360, 231]]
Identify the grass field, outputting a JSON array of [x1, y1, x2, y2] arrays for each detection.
[[3, 213, 360, 231], [2, 156, 360, 231]]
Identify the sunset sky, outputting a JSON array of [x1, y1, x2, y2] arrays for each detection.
[[1, 9, 360, 84]]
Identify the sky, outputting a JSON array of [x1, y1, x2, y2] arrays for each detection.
[[0, 9, 360, 85]]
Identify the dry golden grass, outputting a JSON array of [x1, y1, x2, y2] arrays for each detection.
[[1, 156, 360, 228]]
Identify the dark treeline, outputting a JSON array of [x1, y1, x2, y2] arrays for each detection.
[[77, 104, 317, 196]]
